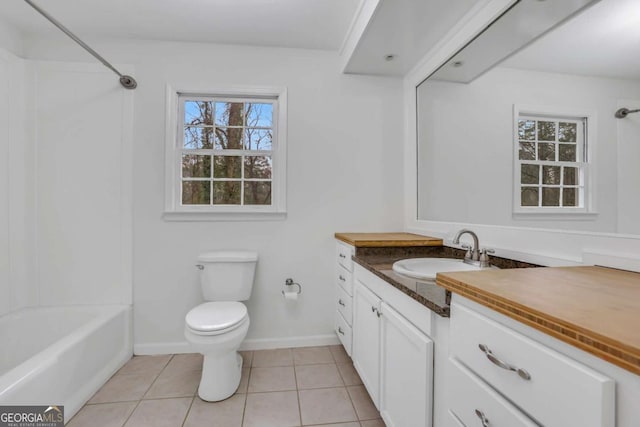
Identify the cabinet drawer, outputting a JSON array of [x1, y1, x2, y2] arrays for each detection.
[[336, 264, 353, 295], [335, 311, 352, 356], [336, 242, 354, 272], [336, 284, 353, 326], [447, 358, 538, 427], [450, 300, 615, 427]]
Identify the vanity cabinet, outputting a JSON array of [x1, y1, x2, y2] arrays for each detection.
[[352, 280, 381, 404], [448, 296, 615, 427], [334, 241, 355, 355], [352, 265, 434, 427], [379, 300, 433, 427]]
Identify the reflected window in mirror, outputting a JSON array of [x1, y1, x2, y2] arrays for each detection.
[[515, 110, 590, 214]]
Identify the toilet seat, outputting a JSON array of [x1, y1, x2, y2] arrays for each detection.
[[186, 302, 248, 336]]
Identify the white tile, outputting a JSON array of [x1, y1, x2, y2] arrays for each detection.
[[67, 402, 137, 427], [293, 346, 334, 365], [184, 395, 245, 427], [89, 372, 156, 404], [252, 348, 294, 367], [295, 364, 344, 389], [329, 345, 351, 364], [144, 368, 200, 399], [337, 363, 363, 386], [236, 367, 250, 394], [299, 387, 357, 425], [248, 366, 296, 392], [116, 355, 171, 377], [243, 391, 301, 427], [124, 398, 192, 427], [162, 353, 202, 374], [347, 385, 380, 420]]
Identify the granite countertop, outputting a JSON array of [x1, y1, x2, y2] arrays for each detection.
[[352, 246, 540, 318], [353, 253, 452, 317]]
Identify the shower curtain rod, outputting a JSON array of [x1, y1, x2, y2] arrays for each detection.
[[23, 0, 137, 89]]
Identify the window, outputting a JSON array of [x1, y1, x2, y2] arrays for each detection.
[[513, 106, 594, 215], [164, 86, 287, 221]]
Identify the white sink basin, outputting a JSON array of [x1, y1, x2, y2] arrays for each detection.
[[392, 258, 485, 281]]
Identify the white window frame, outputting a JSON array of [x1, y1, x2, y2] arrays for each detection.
[[512, 104, 597, 219], [163, 85, 287, 221]]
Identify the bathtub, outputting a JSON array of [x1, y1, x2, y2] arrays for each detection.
[[0, 305, 132, 422]]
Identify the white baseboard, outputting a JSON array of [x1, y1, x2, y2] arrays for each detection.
[[134, 341, 192, 355], [134, 334, 339, 355], [240, 334, 340, 351]]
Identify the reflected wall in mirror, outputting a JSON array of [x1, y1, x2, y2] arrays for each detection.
[[417, 0, 640, 235]]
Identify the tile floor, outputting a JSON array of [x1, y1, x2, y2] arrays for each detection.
[[67, 345, 386, 427]]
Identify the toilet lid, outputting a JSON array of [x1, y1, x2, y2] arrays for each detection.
[[186, 302, 248, 333]]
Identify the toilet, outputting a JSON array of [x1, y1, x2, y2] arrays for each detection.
[[184, 251, 258, 402]]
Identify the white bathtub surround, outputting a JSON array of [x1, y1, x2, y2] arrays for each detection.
[[0, 48, 133, 315], [0, 48, 33, 318], [0, 305, 132, 423]]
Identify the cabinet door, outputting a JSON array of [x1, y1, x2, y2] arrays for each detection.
[[352, 280, 382, 408], [379, 302, 433, 427]]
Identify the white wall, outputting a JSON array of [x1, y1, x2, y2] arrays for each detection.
[[617, 98, 640, 235], [417, 66, 640, 233], [0, 20, 24, 56], [24, 39, 404, 352], [0, 48, 34, 317]]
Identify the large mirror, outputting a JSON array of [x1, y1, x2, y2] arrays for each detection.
[[417, 0, 640, 235]]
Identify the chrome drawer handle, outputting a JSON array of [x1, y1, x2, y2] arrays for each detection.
[[338, 299, 346, 307], [475, 409, 490, 427], [339, 254, 346, 258], [371, 306, 382, 318], [337, 327, 344, 335], [478, 344, 531, 380], [339, 275, 346, 281]]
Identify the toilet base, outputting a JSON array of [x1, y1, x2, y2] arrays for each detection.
[[198, 351, 243, 402]]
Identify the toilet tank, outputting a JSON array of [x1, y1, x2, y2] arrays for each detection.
[[197, 251, 258, 301]]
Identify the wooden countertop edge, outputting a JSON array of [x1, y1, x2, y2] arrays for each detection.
[[437, 275, 640, 376], [334, 235, 443, 247]]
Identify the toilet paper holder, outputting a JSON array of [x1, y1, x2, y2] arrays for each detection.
[[282, 278, 302, 295]]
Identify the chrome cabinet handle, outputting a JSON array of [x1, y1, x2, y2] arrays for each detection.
[[371, 306, 382, 318], [337, 327, 344, 335], [338, 299, 346, 307], [475, 409, 490, 427], [478, 344, 531, 380], [339, 253, 346, 258], [195, 264, 204, 270], [339, 275, 346, 281]]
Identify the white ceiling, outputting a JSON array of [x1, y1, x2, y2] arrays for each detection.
[[0, 0, 360, 50], [344, 0, 483, 76], [504, 0, 640, 80]]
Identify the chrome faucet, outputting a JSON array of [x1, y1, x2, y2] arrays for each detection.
[[452, 229, 494, 268]]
